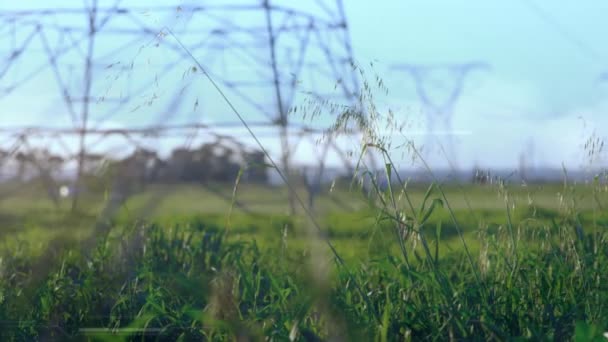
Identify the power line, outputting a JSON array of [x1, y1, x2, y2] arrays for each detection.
[[0, 1, 361, 213]]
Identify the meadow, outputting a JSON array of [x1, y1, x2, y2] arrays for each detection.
[[1, 57, 606, 341], [1, 175, 608, 340]]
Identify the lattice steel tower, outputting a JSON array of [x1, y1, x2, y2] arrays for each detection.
[[0, 0, 359, 212]]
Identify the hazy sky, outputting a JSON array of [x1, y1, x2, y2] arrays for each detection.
[[345, 0, 608, 170], [1, 1, 607, 171]]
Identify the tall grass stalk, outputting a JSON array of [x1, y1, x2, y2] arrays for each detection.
[[163, 27, 382, 325]]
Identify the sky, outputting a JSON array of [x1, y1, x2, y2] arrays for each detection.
[[1, 0, 607, 172], [345, 0, 608, 170]]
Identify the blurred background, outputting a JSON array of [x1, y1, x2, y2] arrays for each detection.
[[0, 0, 606, 221], [3, 2, 608, 339]]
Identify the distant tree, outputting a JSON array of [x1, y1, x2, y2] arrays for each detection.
[[163, 147, 205, 182], [0, 149, 8, 162], [14, 152, 28, 182], [12, 149, 64, 207], [0, 149, 9, 179], [158, 141, 266, 184], [243, 151, 268, 183], [109, 148, 160, 192], [97, 141, 268, 186]]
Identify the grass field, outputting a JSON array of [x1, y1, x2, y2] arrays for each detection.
[[1, 176, 608, 340], [2, 180, 606, 258]]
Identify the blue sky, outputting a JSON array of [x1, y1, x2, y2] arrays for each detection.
[[349, 0, 607, 110], [345, 0, 608, 170], [1, 0, 607, 171]]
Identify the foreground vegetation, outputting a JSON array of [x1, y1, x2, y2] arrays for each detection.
[[1, 177, 608, 340], [1, 62, 607, 341]]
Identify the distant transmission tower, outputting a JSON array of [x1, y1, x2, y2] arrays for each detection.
[[0, 1, 359, 213], [391, 62, 490, 171]]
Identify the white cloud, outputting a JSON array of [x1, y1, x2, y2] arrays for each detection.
[[433, 76, 607, 170]]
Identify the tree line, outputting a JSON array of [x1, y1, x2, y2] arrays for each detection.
[[0, 140, 268, 207]]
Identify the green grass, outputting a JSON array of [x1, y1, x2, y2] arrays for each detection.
[[2, 48, 607, 340], [1, 178, 608, 340]]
